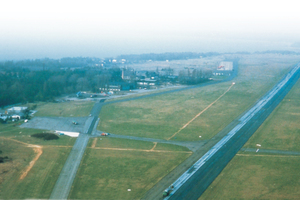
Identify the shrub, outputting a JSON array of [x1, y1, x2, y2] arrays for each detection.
[[0, 156, 9, 163], [31, 133, 59, 140]]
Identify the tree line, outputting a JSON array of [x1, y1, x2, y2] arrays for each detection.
[[0, 65, 122, 108]]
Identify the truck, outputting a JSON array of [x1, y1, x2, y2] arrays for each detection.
[[101, 132, 109, 136]]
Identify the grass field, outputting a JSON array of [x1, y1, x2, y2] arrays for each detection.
[[199, 69, 300, 199], [243, 78, 300, 151], [69, 138, 191, 200], [0, 120, 76, 199], [98, 54, 300, 141], [33, 101, 95, 117], [199, 154, 300, 200], [0, 138, 72, 199]]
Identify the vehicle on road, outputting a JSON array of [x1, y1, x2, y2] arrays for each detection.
[[101, 132, 109, 136], [72, 121, 78, 125], [163, 185, 174, 197]]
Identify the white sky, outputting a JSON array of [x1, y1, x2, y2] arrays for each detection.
[[1, 0, 300, 60]]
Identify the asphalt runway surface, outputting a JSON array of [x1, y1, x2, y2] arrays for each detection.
[[166, 65, 300, 200], [20, 116, 88, 132]]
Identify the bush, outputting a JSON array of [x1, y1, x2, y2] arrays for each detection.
[[0, 156, 9, 163], [31, 133, 59, 140]]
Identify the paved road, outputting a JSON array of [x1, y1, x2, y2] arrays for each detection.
[[165, 64, 300, 200], [49, 115, 98, 199], [95, 131, 206, 152], [49, 133, 90, 199], [20, 116, 88, 132]]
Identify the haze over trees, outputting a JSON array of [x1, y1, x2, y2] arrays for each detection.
[[0, 58, 122, 107], [1, 51, 297, 108]]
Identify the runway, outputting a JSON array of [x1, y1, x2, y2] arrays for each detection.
[[165, 63, 300, 199]]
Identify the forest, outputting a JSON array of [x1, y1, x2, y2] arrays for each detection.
[[0, 59, 122, 107]]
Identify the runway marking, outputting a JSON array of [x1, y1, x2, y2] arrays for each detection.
[[90, 147, 192, 154], [91, 138, 97, 148], [167, 83, 235, 140]]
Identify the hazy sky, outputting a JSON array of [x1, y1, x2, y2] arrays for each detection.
[[1, 0, 300, 60]]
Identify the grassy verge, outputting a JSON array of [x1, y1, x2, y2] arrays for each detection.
[[70, 138, 191, 199], [33, 101, 95, 117]]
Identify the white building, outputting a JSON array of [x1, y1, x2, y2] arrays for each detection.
[[7, 107, 27, 113], [217, 61, 233, 71]]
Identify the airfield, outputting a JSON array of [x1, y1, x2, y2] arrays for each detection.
[[1, 53, 300, 199]]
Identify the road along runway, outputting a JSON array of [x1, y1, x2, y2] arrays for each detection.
[[163, 63, 300, 200]]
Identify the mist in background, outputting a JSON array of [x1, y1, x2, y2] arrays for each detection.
[[1, 0, 300, 60]]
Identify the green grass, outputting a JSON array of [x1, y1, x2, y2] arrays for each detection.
[[0, 139, 72, 199], [0, 122, 76, 199], [70, 138, 190, 199], [243, 78, 300, 151], [199, 60, 300, 199], [69, 148, 190, 199], [91, 137, 154, 150], [199, 155, 300, 200], [33, 101, 95, 117], [89, 137, 190, 152], [98, 58, 296, 141]]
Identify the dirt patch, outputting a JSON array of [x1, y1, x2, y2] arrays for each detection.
[[150, 142, 157, 151], [91, 138, 97, 148], [0, 137, 44, 180], [19, 145, 43, 180]]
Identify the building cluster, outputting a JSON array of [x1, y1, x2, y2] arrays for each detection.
[[213, 61, 234, 76], [0, 106, 32, 122], [99, 68, 164, 92]]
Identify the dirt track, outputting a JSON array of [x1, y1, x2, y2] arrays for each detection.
[[19, 145, 43, 180]]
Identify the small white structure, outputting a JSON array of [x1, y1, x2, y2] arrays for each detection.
[[8, 107, 27, 113], [11, 115, 21, 120], [55, 131, 79, 137], [217, 62, 233, 71]]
